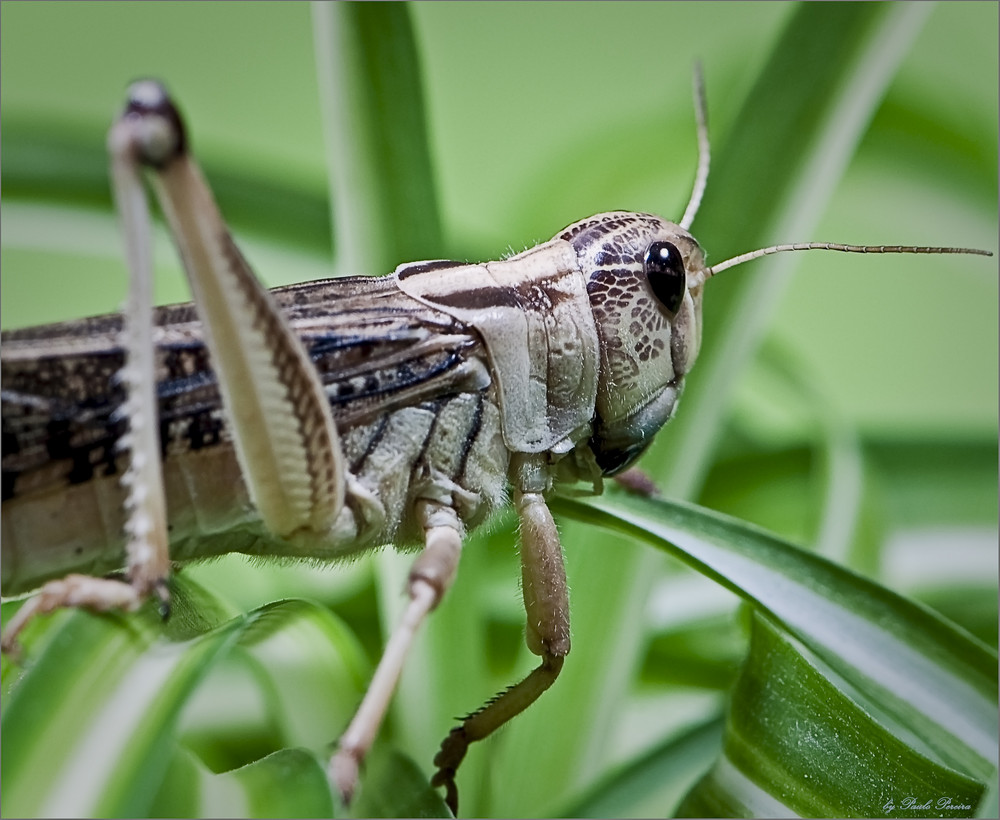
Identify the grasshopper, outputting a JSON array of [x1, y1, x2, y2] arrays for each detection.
[[0, 73, 990, 812]]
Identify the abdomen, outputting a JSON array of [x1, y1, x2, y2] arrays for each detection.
[[2, 276, 506, 593]]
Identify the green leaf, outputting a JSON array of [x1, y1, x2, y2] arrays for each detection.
[[311, 8, 493, 810], [312, 1, 443, 274], [653, 2, 939, 499], [682, 615, 985, 818], [1, 591, 242, 816], [535, 8, 988, 814], [349, 745, 451, 819], [1, 578, 371, 818], [150, 747, 334, 818], [868, 440, 1000, 529], [553, 492, 998, 792], [0, 121, 333, 257], [559, 717, 725, 818]]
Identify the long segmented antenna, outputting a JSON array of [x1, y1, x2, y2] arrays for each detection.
[[679, 62, 709, 231], [673, 63, 993, 271], [707, 241, 992, 278]]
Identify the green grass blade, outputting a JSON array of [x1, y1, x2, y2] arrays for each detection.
[[1, 580, 378, 817], [236, 598, 370, 745], [1, 118, 332, 260], [349, 745, 450, 819], [311, 6, 495, 808], [868, 440, 1000, 529], [1, 598, 242, 816], [520, 6, 943, 815], [312, 1, 443, 275], [150, 747, 334, 819], [682, 615, 986, 817], [553, 492, 998, 783], [559, 717, 725, 818]]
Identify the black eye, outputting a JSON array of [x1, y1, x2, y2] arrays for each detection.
[[643, 241, 686, 313]]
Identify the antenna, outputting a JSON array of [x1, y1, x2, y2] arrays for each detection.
[[707, 242, 992, 278], [679, 62, 709, 232]]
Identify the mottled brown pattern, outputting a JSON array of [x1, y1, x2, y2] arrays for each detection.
[[555, 211, 707, 474], [1, 275, 488, 504]]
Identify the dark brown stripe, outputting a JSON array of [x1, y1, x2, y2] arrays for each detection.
[[430, 287, 523, 311], [350, 413, 390, 475], [396, 259, 466, 279], [414, 398, 448, 469], [456, 392, 485, 480]]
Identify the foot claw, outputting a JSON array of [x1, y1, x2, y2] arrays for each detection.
[[432, 726, 468, 815], [431, 768, 459, 816]]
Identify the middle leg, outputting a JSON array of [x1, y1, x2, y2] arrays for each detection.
[[330, 500, 465, 804]]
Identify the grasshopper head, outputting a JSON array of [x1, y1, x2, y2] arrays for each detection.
[[559, 211, 708, 475], [551, 67, 991, 479]]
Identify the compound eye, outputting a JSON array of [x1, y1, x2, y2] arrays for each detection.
[[643, 241, 686, 313]]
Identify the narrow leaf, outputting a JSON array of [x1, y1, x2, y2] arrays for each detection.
[[149, 746, 334, 819], [312, 1, 443, 275], [1, 579, 373, 817], [560, 717, 725, 819], [553, 492, 998, 784], [349, 745, 450, 819], [682, 614, 985, 817]]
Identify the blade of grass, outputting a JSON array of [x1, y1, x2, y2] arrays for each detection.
[[1, 119, 332, 257], [310, 4, 490, 807], [655, 1, 933, 500], [553, 491, 998, 783], [682, 614, 986, 817], [312, 1, 442, 275], [1, 580, 378, 817], [753, 340, 867, 567], [559, 717, 725, 819], [349, 745, 450, 819], [149, 747, 335, 819]]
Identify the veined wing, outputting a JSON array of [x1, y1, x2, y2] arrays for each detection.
[[1, 274, 489, 502]]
